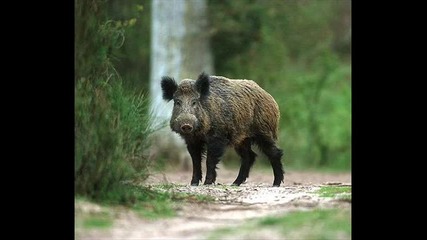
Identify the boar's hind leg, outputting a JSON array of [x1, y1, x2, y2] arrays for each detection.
[[232, 138, 257, 186], [187, 143, 204, 186], [204, 138, 228, 185], [255, 135, 285, 187]]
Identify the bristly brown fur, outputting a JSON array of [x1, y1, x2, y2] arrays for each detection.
[[161, 73, 284, 187]]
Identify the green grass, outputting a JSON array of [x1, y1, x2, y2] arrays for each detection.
[[172, 192, 215, 203], [82, 215, 114, 229], [209, 208, 351, 240], [119, 184, 213, 219], [129, 187, 177, 219], [76, 184, 215, 226], [316, 185, 351, 201], [130, 184, 215, 219], [75, 201, 114, 230], [150, 183, 215, 204]]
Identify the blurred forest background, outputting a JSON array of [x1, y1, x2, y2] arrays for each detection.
[[75, 0, 350, 201]]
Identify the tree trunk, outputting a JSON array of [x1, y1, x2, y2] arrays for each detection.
[[150, 0, 214, 170]]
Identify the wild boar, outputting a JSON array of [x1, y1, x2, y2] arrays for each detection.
[[161, 72, 284, 186]]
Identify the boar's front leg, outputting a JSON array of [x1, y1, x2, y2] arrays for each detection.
[[204, 138, 228, 185], [187, 142, 204, 186]]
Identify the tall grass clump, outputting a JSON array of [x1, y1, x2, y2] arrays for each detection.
[[75, 79, 157, 203], [75, 0, 157, 204]]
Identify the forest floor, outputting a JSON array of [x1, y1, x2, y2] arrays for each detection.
[[75, 167, 351, 239]]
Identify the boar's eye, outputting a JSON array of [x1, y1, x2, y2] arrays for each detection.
[[174, 99, 182, 106], [191, 99, 197, 106]]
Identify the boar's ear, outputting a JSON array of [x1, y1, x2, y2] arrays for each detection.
[[161, 76, 178, 101], [195, 72, 210, 99]]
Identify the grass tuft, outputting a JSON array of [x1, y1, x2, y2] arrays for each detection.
[[316, 185, 351, 200]]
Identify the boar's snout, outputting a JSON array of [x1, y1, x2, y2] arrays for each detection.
[[180, 124, 193, 133], [172, 113, 199, 135]]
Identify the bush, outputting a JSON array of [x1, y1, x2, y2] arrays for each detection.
[[75, 78, 156, 202], [75, 0, 157, 203]]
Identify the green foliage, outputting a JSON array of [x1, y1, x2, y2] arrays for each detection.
[[75, 0, 157, 203], [278, 56, 351, 170], [209, 209, 351, 240], [75, 78, 157, 202], [107, 0, 152, 91]]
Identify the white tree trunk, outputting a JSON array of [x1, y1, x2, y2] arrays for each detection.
[[150, 0, 213, 170]]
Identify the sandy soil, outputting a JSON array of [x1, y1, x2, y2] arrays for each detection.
[[75, 167, 351, 239]]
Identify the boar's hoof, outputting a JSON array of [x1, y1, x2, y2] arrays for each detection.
[[273, 179, 284, 187], [231, 181, 242, 186], [272, 181, 282, 187], [203, 180, 214, 185]]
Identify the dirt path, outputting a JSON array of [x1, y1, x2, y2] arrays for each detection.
[[75, 168, 351, 239]]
